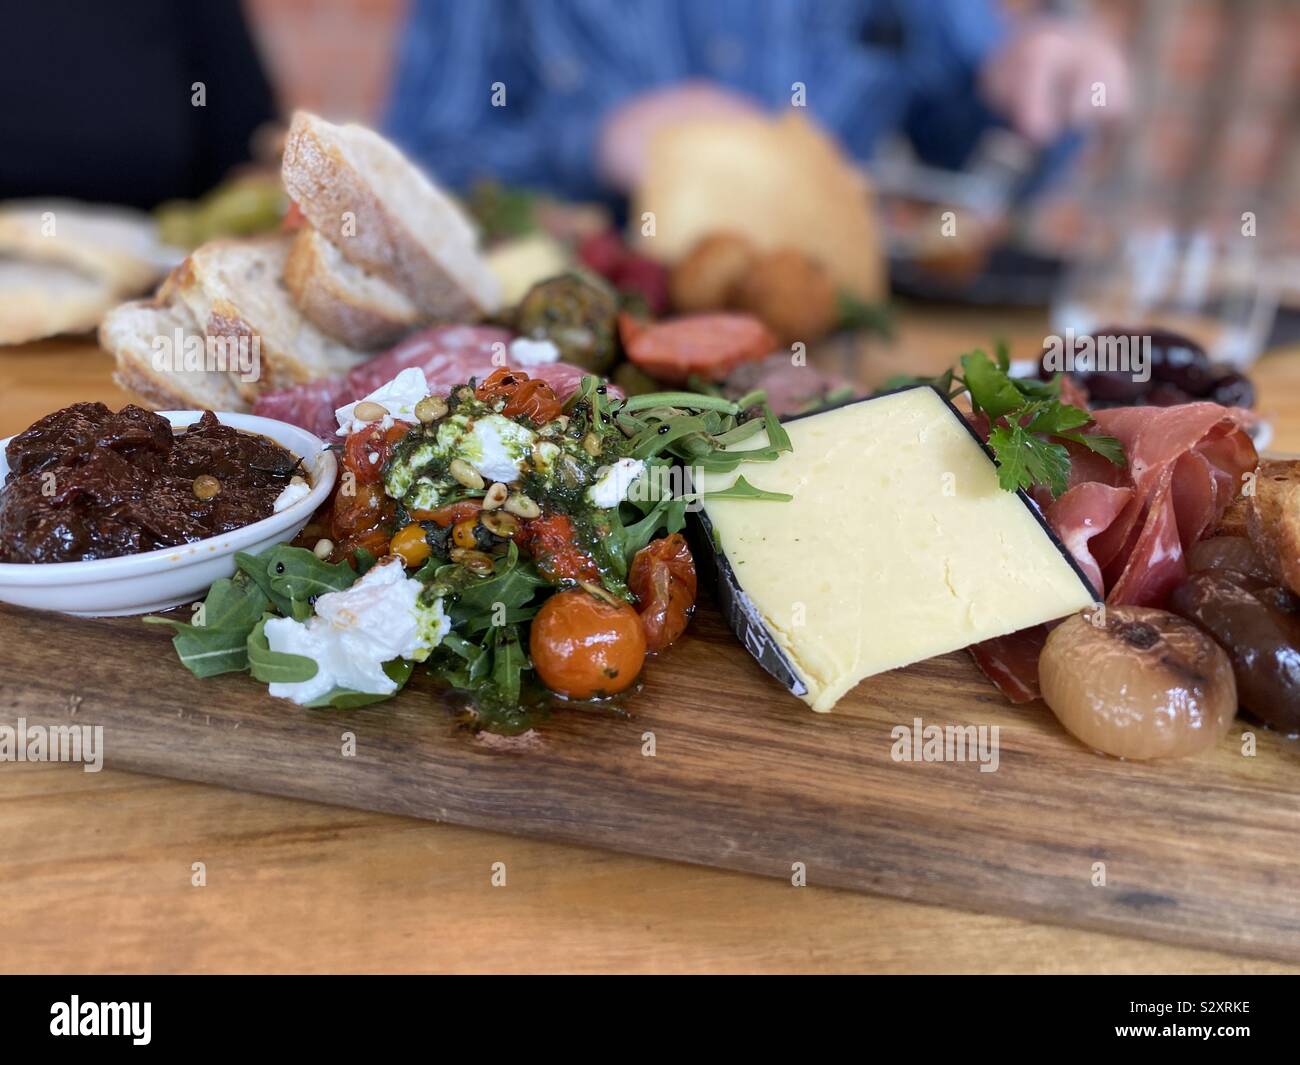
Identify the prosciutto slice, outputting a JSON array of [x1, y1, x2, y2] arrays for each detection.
[[252, 325, 612, 438], [972, 402, 1257, 702]]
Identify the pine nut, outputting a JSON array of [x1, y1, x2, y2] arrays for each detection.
[[313, 538, 334, 559], [352, 401, 388, 422], [481, 510, 519, 538], [415, 395, 447, 423], [503, 492, 540, 519], [449, 458, 484, 489], [482, 482, 509, 509]]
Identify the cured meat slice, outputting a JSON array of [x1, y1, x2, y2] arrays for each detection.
[[252, 325, 611, 437], [971, 402, 1258, 701]]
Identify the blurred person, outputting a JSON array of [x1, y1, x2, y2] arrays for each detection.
[[0, 0, 275, 208], [385, 0, 1129, 201]]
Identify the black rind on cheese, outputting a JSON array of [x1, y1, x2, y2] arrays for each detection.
[[688, 505, 808, 698], [688, 384, 1099, 701]]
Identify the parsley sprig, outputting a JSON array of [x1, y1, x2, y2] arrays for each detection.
[[889, 343, 1125, 497]]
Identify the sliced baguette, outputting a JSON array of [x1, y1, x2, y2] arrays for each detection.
[[0, 199, 173, 297], [101, 298, 247, 412], [166, 234, 373, 400], [0, 258, 119, 343], [1246, 459, 1300, 595], [282, 111, 500, 319], [284, 225, 423, 348]]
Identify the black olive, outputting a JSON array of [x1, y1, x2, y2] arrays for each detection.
[[1146, 328, 1215, 394], [1208, 371, 1255, 409], [1169, 571, 1300, 733], [1146, 383, 1193, 407], [275, 562, 285, 574]]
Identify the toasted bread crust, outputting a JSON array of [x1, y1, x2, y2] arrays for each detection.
[[281, 112, 499, 319], [1214, 491, 1251, 538], [283, 226, 420, 348], [100, 298, 248, 412], [1247, 459, 1300, 595]]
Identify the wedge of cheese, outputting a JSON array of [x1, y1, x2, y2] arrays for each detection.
[[696, 387, 1097, 712]]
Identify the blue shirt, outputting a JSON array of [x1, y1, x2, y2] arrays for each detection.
[[385, 0, 1008, 199]]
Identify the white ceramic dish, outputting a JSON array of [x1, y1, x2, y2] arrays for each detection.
[[0, 411, 337, 617]]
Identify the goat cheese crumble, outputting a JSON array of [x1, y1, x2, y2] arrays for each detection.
[[264, 558, 449, 705], [335, 367, 431, 436]]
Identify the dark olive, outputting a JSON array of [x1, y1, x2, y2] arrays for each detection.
[[1082, 368, 1150, 403], [1168, 571, 1300, 734], [1187, 536, 1274, 584], [1207, 371, 1256, 409], [1146, 383, 1193, 407], [1146, 328, 1215, 394]]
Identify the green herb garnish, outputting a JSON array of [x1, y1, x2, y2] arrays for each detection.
[[894, 344, 1125, 497]]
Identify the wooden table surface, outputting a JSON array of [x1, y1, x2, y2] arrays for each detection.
[[3, 311, 1298, 974]]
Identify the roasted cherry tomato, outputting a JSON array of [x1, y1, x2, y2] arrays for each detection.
[[327, 480, 396, 561], [628, 533, 697, 652], [475, 367, 564, 425], [390, 523, 432, 567], [343, 421, 410, 484], [504, 378, 564, 424], [520, 513, 601, 584], [530, 589, 646, 699], [475, 367, 525, 404], [412, 499, 484, 527]]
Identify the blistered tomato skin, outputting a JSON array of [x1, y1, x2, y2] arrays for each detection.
[[530, 590, 646, 699], [1040, 607, 1237, 760], [629, 533, 697, 652]]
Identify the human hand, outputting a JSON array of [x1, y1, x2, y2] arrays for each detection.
[[596, 80, 762, 192], [979, 18, 1131, 144]]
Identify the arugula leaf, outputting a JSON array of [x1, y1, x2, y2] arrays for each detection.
[[702, 475, 793, 503], [246, 617, 318, 684], [143, 574, 269, 677], [762, 404, 792, 453], [446, 542, 547, 622], [302, 660, 414, 709], [490, 626, 528, 708]]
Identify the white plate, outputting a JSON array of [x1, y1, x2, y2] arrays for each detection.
[[0, 411, 337, 616]]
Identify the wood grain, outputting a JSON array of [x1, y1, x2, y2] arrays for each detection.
[[3, 595, 1298, 963], [3, 326, 1299, 973]]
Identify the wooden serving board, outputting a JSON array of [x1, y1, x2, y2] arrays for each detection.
[[2, 599, 1298, 962]]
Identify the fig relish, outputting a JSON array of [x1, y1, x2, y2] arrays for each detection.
[[0, 402, 302, 563]]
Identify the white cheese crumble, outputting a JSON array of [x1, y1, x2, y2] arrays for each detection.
[[272, 479, 312, 513], [508, 337, 561, 366], [587, 458, 645, 508], [335, 367, 431, 436], [264, 558, 449, 705], [437, 413, 537, 484]]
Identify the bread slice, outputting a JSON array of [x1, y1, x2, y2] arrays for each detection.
[[283, 225, 423, 348], [1247, 459, 1300, 595], [0, 199, 173, 297], [166, 234, 373, 400], [101, 298, 247, 412], [281, 111, 500, 319], [0, 258, 119, 343]]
